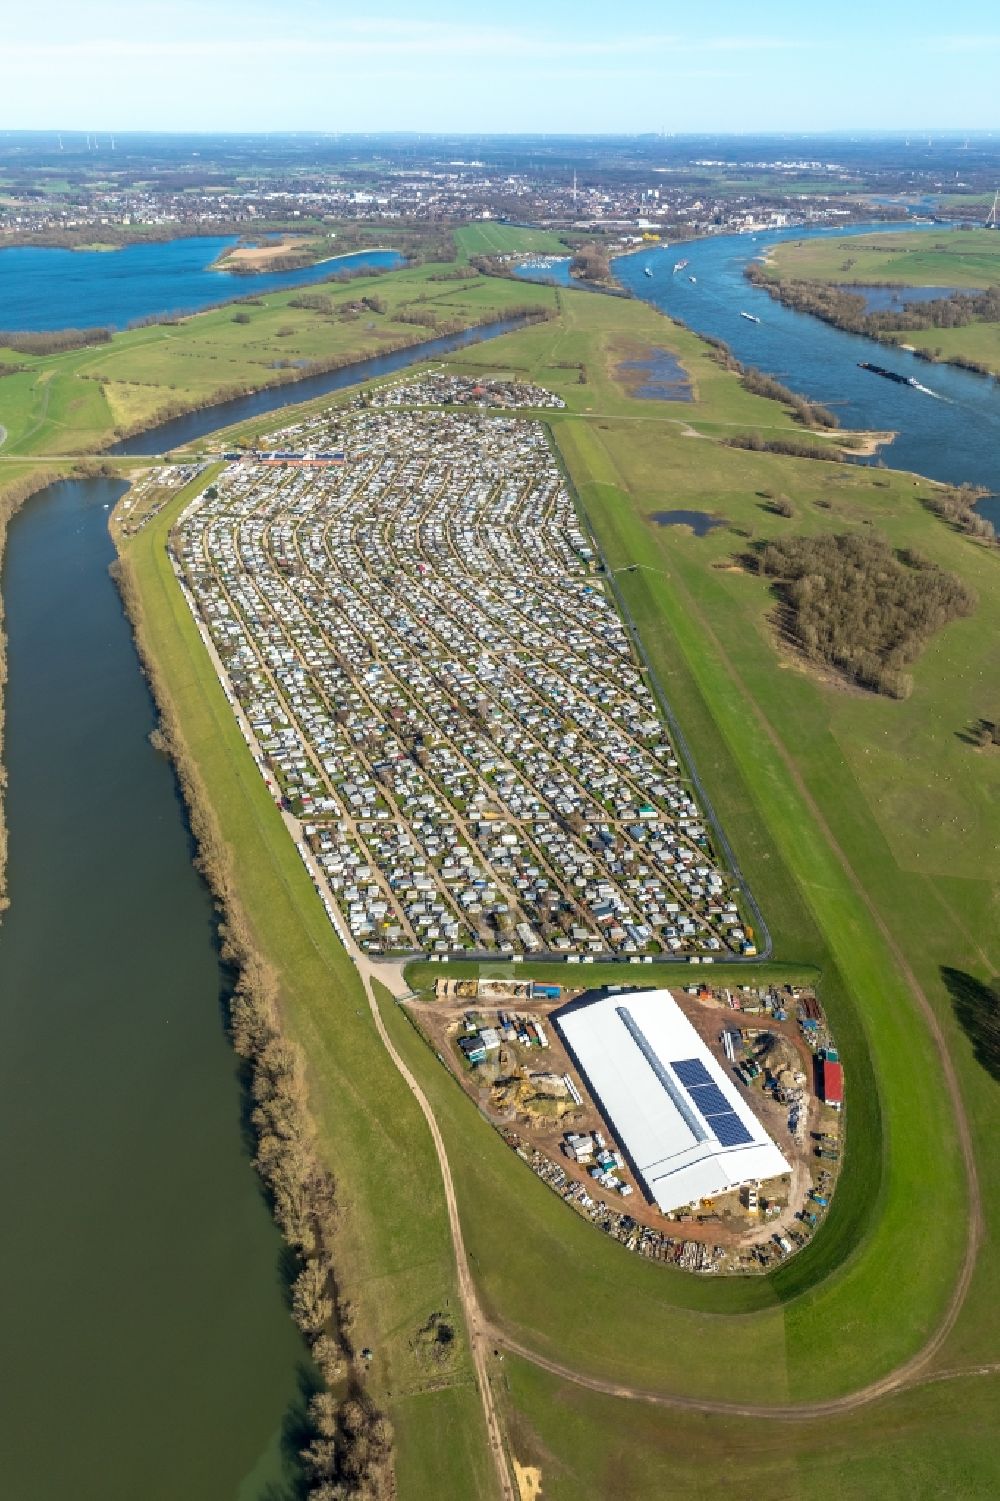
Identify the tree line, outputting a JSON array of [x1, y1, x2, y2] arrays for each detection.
[[0, 325, 113, 354], [742, 530, 976, 698]]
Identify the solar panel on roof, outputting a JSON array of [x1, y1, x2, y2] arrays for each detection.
[[712, 1112, 753, 1147], [687, 1082, 732, 1118], [671, 1058, 712, 1088]]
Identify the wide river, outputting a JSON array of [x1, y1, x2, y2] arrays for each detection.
[[0, 226, 996, 1496], [517, 222, 999, 528]]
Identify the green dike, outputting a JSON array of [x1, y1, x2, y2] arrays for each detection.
[[501, 1353, 1000, 1501], [404, 960, 820, 991], [117, 282, 989, 1431], [121, 474, 500, 1501], [579, 475, 965, 1391]]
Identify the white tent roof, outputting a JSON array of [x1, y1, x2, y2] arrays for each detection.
[[555, 988, 790, 1214]]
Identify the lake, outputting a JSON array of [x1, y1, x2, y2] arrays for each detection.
[[0, 237, 404, 331], [848, 283, 983, 313]]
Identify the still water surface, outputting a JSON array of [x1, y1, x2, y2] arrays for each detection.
[[0, 237, 403, 330]]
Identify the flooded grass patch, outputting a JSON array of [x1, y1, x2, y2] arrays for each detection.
[[649, 509, 726, 535], [615, 345, 693, 402]]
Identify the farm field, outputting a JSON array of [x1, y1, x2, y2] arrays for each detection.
[[455, 223, 571, 258], [763, 227, 1000, 287], [112, 279, 999, 1492]]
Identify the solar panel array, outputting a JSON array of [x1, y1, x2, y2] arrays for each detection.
[[670, 1058, 753, 1147]]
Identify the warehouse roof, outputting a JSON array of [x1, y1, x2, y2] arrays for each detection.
[[554, 989, 790, 1214]]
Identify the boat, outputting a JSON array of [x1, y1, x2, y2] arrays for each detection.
[[740, 311, 761, 324], [673, 259, 689, 272], [857, 361, 917, 387], [688, 276, 697, 284], [644, 266, 653, 278]]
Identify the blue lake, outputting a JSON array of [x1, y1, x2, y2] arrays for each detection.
[[514, 256, 574, 287], [0, 237, 404, 331], [650, 509, 726, 534]]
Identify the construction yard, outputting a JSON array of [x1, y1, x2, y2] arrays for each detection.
[[410, 977, 843, 1273]]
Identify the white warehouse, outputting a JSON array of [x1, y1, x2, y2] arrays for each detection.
[[554, 989, 790, 1214]]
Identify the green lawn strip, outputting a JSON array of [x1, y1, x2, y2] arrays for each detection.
[[388, 1383, 500, 1501], [455, 224, 570, 259], [402, 959, 819, 993], [501, 1352, 1000, 1501], [580, 466, 967, 1395], [121, 481, 496, 1500]]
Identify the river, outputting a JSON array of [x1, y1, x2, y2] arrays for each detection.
[[0, 237, 404, 331], [610, 225, 1000, 530], [0, 475, 311, 1499]]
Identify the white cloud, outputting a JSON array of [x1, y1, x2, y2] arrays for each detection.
[[3, 24, 808, 70]]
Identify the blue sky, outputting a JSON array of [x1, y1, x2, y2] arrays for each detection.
[[3, 0, 1000, 133]]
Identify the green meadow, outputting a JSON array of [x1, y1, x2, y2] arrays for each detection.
[[455, 223, 571, 258], [17, 259, 993, 1492], [764, 228, 1000, 288]]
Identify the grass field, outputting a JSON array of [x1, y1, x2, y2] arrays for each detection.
[[455, 224, 571, 258], [764, 228, 1000, 288], [501, 1353, 1000, 1500], [109, 279, 1000, 1491], [885, 318, 1000, 372]]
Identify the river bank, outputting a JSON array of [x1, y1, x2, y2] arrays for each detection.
[[0, 463, 74, 908], [113, 537, 394, 1498], [211, 239, 401, 276]]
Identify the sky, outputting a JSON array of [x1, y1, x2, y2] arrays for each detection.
[[2, 0, 1000, 134]]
